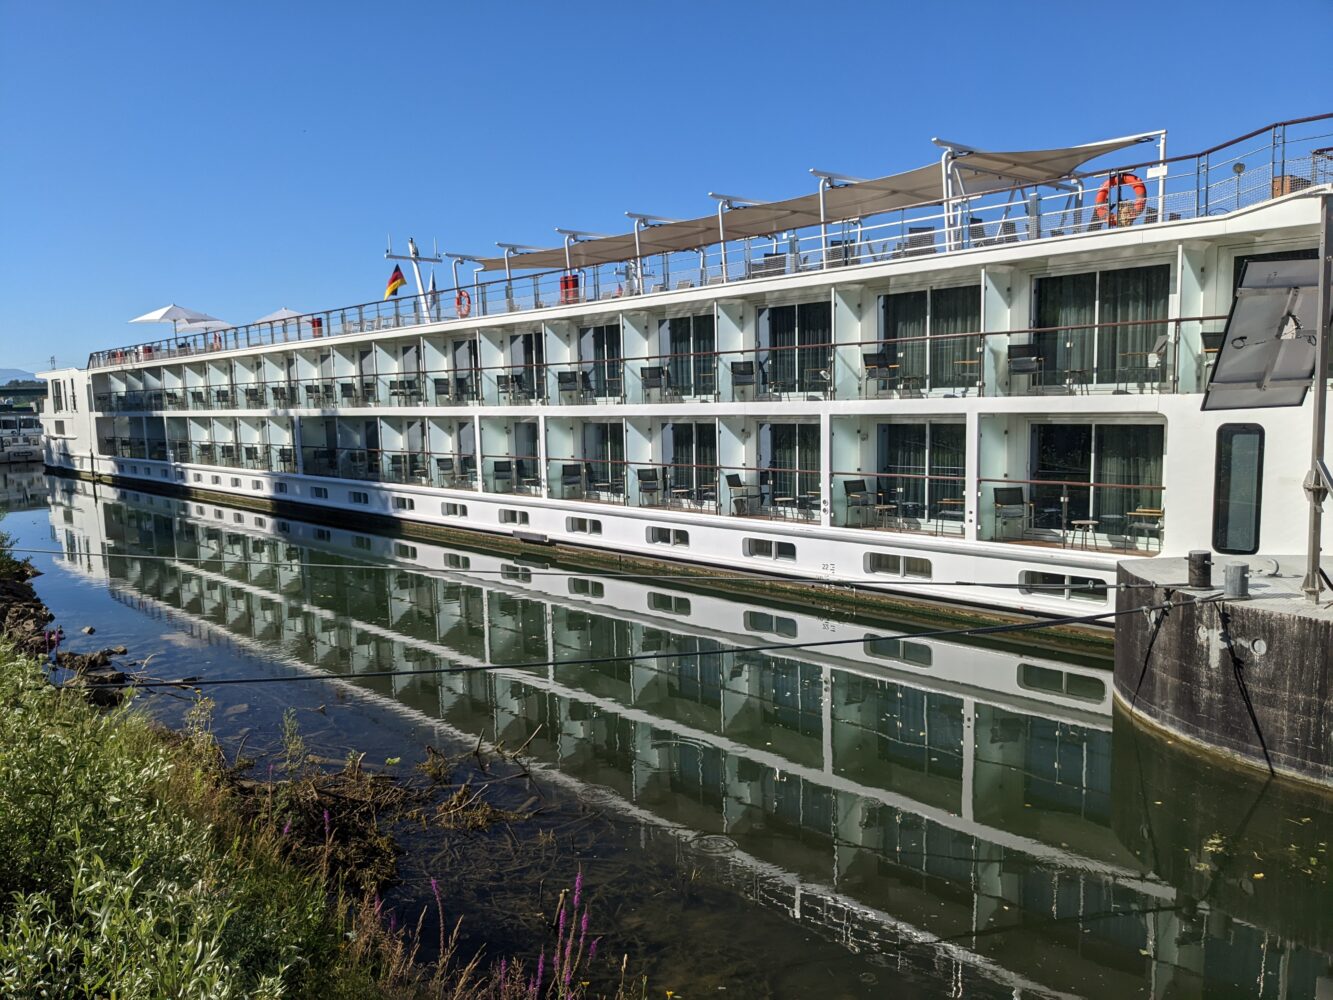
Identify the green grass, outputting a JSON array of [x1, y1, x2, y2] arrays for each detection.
[[0, 642, 381, 999], [0, 642, 646, 999]]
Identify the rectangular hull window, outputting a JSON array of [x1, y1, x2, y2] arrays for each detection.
[[1213, 424, 1263, 554]]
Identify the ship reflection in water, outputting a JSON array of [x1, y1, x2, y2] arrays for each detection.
[[41, 475, 1333, 998]]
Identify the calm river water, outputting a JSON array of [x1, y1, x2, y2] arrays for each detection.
[[3, 465, 1331, 998]]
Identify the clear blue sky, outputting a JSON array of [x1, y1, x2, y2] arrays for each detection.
[[2, 1, 1329, 371]]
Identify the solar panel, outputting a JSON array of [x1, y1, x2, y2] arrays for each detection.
[[1201, 259, 1323, 411]]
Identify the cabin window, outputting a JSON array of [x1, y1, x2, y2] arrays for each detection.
[[863, 635, 933, 667], [865, 553, 902, 575], [230, 477, 241, 487], [394, 543, 417, 559], [744, 611, 797, 638], [313, 528, 331, 541], [1018, 663, 1106, 703], [393, 496, 415, 511], [310, 486, 328, 499], [566, 517, 602, 535], [875, 422, 964, 524], [569, 577, 604, 598], [349, 490, 369, 505], [499, 509, 529, 525], [1213, 424, 1263, 554], [758, 302, 831, 393], [647, 592, 691, 616], [1020, 571, 1107, 602], [744, 538, 796, 561], [353, 536, 372, 551], [658, 314, 716, 396], [446, 554, 470, 569], [54, 420, 65, 435], [1033, 264, 1169, 385], [500, 563, 531, 582], [647, 526, 689, 546], [442, 502, 468, 517], [251, 480, 261, 490], [879, 284, 981, 390], [1030, 423, 1163, 529]]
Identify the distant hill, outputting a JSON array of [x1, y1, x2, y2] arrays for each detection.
[[0, 369, 37, 383]]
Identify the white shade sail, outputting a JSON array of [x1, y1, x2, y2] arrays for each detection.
[[476, 133, 1158, 273]]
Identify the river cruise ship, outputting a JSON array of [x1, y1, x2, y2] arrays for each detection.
[[39, 113, 1333, 615]]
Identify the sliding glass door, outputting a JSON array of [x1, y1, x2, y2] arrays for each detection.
[[881, 285, 981, 391], [758, 303, 831, 394], [1034, 265, 1169, 387]]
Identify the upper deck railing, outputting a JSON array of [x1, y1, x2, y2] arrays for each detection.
[[88, 114, 1333, 370]]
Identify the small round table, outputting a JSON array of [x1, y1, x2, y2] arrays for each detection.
[[1068, 519, 1099, 550]]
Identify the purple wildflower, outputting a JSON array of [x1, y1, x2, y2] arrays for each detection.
[[323, 808, 331, 839], [563, 914, 576, 981], [499, 958, 507, 983], [588, 937, 600, 962], [572, 870, 583, 910], [388, 911, 396, 932], [535, 950, 545, 993], [557, 907, 566, 947], [281, 819, 291, 837], [430, 877, 441, 904]]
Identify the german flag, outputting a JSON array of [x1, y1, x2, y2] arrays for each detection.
[[384, 265, 407, 299]]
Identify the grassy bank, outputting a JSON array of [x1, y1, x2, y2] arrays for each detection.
[[0, 640, 640, 998], [0, 641, 385, 997]]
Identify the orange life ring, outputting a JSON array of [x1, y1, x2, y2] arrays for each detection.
[[1094, 173, 1148, 226], [455, 289, 472, 318]]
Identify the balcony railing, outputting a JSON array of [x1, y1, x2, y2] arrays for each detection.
[[87, 115, 1333, 371], [90, 313, 1227, 415], [832, 471, 966, 536], [976, 477, 1164, 553]]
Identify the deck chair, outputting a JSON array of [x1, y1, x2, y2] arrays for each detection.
[[843, 479, 873, 526], [904, 226, 936, 257], [725, 472, 760, 516], [435, 456, 455, 486], [635, 466, 662, 506], [992, 486, 1031, 539], [862, 351, 894, 397], [491, 459, 513, 492], [640, 366, 670, 403], [559, 463, 584, 498], [801, 367, 832, 399], [730, 361, 756, 401], [1007, 344, 1044, 393]]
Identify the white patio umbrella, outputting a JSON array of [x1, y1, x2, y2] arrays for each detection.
[[176, 319, 232, 334], [129, 304, 220, 333], [253, 307, 303, 324]]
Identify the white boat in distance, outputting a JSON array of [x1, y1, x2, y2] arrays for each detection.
[[40, 113, 1333, 615]]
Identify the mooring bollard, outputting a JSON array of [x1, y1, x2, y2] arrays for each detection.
[[1188, 550, 1213, 588], [1224, 562, 1250, 599]]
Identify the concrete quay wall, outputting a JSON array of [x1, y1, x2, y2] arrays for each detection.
[[1114, 557, 1333, 785]]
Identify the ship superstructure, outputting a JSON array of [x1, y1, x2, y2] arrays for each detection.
[[40, 114, 1333, 613]]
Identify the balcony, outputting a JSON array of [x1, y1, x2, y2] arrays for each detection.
[[976, 478, 1163, 554], [833, 472, 966, 537]]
